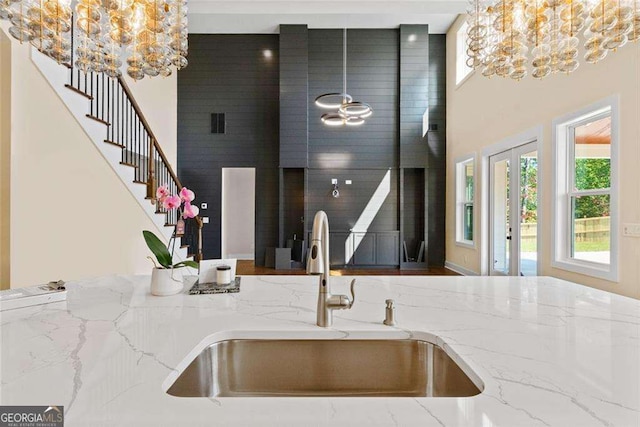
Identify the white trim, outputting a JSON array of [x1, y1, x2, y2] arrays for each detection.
[[454, 153, 477, 248], [455, 241, 476, 249], [455, 69, 475, 89], [445, 261, 479, 276], [221, 170, 227, 259], [455, 21, 474, 87], [481, 125, 544, 276], [551, 95, 619, 282]]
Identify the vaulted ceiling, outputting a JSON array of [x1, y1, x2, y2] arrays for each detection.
[[188, 0, 468, 34]]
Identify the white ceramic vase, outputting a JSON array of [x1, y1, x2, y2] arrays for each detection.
[[150, 268, 184, 296]]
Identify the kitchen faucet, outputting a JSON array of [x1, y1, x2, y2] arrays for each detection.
[[307, 210, 356, 327]]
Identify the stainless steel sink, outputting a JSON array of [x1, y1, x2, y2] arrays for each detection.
[[167, 339, 482, 398]]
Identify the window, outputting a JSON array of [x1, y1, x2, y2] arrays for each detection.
[[553, 98, 618, 281], [456, 156, 475, 246], [456, 21, 473, 85]]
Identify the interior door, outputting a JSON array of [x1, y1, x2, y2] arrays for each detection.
[[489, 142, 538, 276]]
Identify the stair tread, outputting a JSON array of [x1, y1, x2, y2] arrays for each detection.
[[119, 161, 138, 168], [86, 114, 110, 126], [104, 139, 125, 148], [64, 84, 93, 100]]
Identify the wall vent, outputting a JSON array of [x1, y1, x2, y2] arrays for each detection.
[[211, 113, 226, 134]]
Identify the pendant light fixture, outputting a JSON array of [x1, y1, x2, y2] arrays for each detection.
[[315, 28, 373, 126]]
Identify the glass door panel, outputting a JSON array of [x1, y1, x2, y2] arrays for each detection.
[[490, 141, 538, 276], [490, 154, 511, 275], [517, 148, 538, 276]]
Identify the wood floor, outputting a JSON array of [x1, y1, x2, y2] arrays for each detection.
[[236, 260, 459, 276]]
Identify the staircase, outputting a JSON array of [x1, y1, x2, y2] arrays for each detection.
[[27, 44, 203, 262]]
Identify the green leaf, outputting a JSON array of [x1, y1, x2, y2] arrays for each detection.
[[142, 231, 173, 268], [172, 260, 199, 269]]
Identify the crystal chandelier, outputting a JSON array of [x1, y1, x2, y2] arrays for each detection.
[[0, 0, 188, 80], [315, 28, 373, 126], [466, 0, 640, 80]]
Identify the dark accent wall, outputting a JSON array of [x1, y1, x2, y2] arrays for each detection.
[[399, 25, 430, 168], [177, 34, 280, 264], [305, 29, 400, 246], [279, 25, 309, 168], [178, 29, 446, 267], [281, 168, 305, 242], [402, 168, 426, 260], [426, 35, 447, 266], [306, 169, 398, 233], [308, 29, 399, 169]]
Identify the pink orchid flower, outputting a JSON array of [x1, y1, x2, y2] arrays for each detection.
[[163, 195, 181, 211], [156, 185, 170, 203], [182, 202, 200, 219], [179, 187, 195, 203]]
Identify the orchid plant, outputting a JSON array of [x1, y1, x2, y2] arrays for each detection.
[[143, 185, 200, 270]]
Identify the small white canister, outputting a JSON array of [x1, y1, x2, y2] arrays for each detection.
[[216, 265, 232, 285]]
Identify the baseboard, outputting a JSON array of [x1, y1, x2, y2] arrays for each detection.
[[445, 261, 479, 276], [228, 253, 255, 260]]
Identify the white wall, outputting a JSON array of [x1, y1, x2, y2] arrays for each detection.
[[446, 15, 640, 299], [123, 73, 177, 167], [222, 168, 255, 259], [0, 31, 10, 290], [5, 36, 179, 288]]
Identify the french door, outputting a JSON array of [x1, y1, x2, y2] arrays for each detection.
[[489, 142, 539, 276]]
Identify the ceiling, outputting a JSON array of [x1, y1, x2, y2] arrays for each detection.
[[188, 0, 468, 34]]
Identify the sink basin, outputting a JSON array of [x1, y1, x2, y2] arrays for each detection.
[[167, 338, 482, 398]]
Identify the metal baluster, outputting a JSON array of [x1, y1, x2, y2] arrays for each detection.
[[69, 19, 74, 87], [120, 83, 124, 150], [110, 79, 114, 142], [125, 98, 131, 163], [101, 74, 105, 122], [89, 72, 93, 116], [106, 77, 110, 138], [129, 102, 132, 165], [136, 114, 142, 181]]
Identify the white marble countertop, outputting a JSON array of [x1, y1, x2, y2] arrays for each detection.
[[1, 275, 639, 426]]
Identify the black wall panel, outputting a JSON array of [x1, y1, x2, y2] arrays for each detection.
[[279, 25, 309, 168], [282, 168, 305, 242], [306, 169, 398, 233], [308, 29, 399, 169], [400, 25, 430, 168], [177, 34, 280, 264], [178, 29, 446, 268], [426, 35, 447, 266]]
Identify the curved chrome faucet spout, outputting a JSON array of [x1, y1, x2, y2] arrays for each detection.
[[307, 211, 356, 327]]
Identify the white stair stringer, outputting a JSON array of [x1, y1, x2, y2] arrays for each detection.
[[28, 47, 189, 262]]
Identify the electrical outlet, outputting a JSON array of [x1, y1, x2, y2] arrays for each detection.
[[345, 180, 352, 185], [331, 179, 338, 185], [201, 203, 208, 210], [202, 217, 210, 224], [623, 223, 640, 237]]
